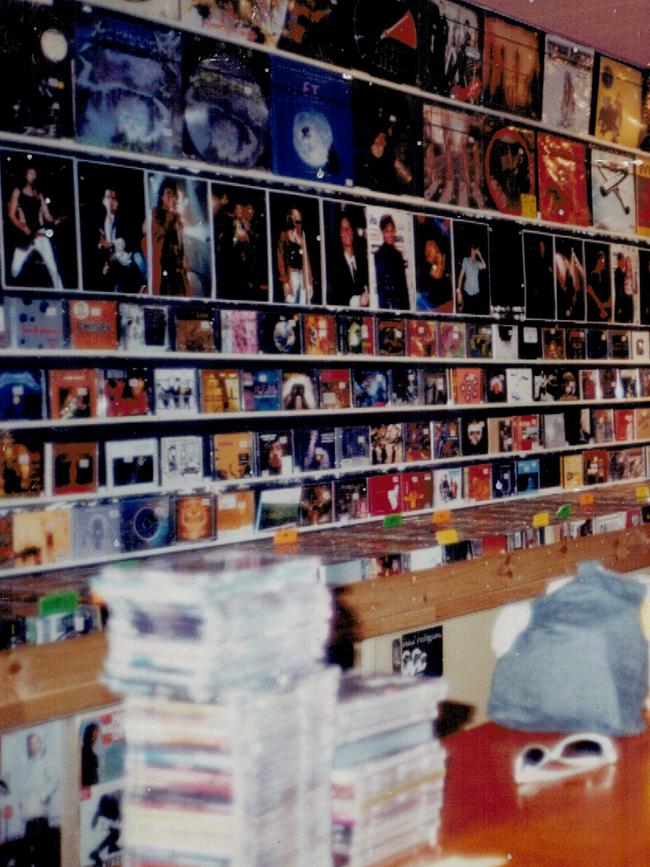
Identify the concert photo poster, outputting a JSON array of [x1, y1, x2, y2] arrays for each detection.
[[270, 56, 353, 186], [418, 0, 482, 104], [182, 33, 270, 170], [542, 34, 593, 137], [147, 171, 212, 298], [413, 213, 453, 313], [212, 181, 269, 303], [366, 205, 416, 312], [554, 236, 585, 322], [452, 219, 490, 316], [522, 230, 555, 321], [181, 0, 287, 44], [422, 103, 486, 209], [0, 0, 73, 139], [346, 0, 420, 85], [537, 134, 590, 226], [584, 241, 613, 323], [591, 148, 637, 235], [593, 55, 644, 150], [75, 10, 184, 157], [610, 243, 640, 324], [354, 81, 419, 197], [483, 120, 536, 217], [1, 149, 78, 290], [482, 15, 541, 120], [323, 200, 370, 308], [77, 161, 147, 294], [489, 220, 524, 313], [269, 191, 322, 305]]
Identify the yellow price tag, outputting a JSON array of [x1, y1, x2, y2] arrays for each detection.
[[520, 193, 537, 219], [431, 510, 452, 525], [636, 485, 650, 501], [436, 529, 459, 545], [273, 528, 298, 546], [580, 493, 594, 507], [532, 512, 550, 528]]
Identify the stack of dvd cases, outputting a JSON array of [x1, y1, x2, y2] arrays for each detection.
[[95, 552, 339, 867], [332, 673, 447, 867]]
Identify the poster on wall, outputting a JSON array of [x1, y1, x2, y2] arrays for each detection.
[[610, 243, 640, 324], [413, 213, 453, 313], [85, 0, 179, 19], [483, 120, 536, 217], [181, 0, 287, 43], [537, 134, 590, 226], [417, 0, 482, 103], [277, 0, 350, 63], [541, 34, 593, 137], [346, 0, 420, 85], [523, 230, 555, 321], [591, 148, 637, 235], [269, 191, 322, 305], [482, 15, 541, 119], [489, 220, 524, 312], [212, 182, 269, 303], [592, 55, 644, 150], [452, 219, 490, 316], [635, 158, 650, 238], [554, 235, 585, 322], [422, 104, 486, 209], [323, 200, 370, 309], [366, 205, 416, 312], [584, 241, 613, 323]]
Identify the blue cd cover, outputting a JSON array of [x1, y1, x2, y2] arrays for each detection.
[[75, 10, 183, 156], [0, 370, 43, 421], [270, 56, 353, 186], [121, 494, 173, 552]]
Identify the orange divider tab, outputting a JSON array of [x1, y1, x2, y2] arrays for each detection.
[[431, 510, 452, 525], [274, 528, 298, 546], [580, 493, 595, 507]]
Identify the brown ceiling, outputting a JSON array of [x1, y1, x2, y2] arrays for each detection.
[[477, 0, 650, 69]]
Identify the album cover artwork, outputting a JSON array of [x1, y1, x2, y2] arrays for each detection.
[[199, 368, 240, 414], [582, 242, 612, 324], [432, 417, 461, 458], [482, 15, 541, 119], [464, 462, 492, 502], [147, 172, 212, 297], [492, 323, 519, 359], [611, 243, 640, 323], [277, 0, 349, 62], [635, 158, 650, 238], [608, 330, 630, 359], [466, 324, 492, 359], [269, 191, 322, 304], [102, 368, 151, 417], [485, 369, 507, 403], [119, 303, 169, 351], [318, 368, 351, 410], [370, 423, 404, 466], [533, 367, 561, 402], [91, 0, 179, 17], [401, 470, 433, 512], [220, 309, 259, 354], [378, 317, 406, 356], [215, 488, 255, 540], [561, 452, 584, 488], [418, 0, 482, 102], [461, 416, 488, 456], [640, 369, 650, 398], [337, 314, 376, 355], [404, 421, 431, 462], [154, 368, 198, 416], [0, 370, 43, 421], [105, 438, 158, 494], [75, 11, 183, 156], [586, 328, 609, 359], [593, 55, 644, 150], [366, 206, 416, 312], [259, 312, 302, 354], [579, 368, 600, 401], [294, 427, 336, 472], [346, 0, 420, 84], [620, 368, 639, 399], [542, 35, 593, 137], [583, 448, 608, 485], [270, 56, 353, 185], [337, 425, 371, 470], [282, 370, 318, 410], [505, 367, 533, 403], [636, 407, 650, 439], [438, 321, 466, 358], [255, 485, 301, 532], [433, 467, 463, 507], [354, 81, 419, 196], [631, 330, 649, 359], [390, 368, 421, 406], [11, 504, 71, 566], [592, 408, 614, 444], [49, 369, 98, 420], [77, 160, 147, 294], [512, 414, 540, 452], [299, 481, 334, 526], [423, 369, 449, 405], [542, 412, 567, 449], [487, 416, 512, 454], [175, 493, 215, 543], [488, 220, 525, 313], [367, 473, 402, 516], [523, 231, 555, 321], [5, 296, 67, 353], [212, 431, 255, 480], [72, 500, 122, 560], [639, 250, 650, 325], [0, 0, 73, 139], [121, 494, 173, 551], [482, 120, 536, 218], [453, 220, 490, 315], [174, 305, 218, 353], [1, 150, 77, 290], [413, 214, 453, 313], [591, 148, 637, 235], [352, 370, 389, 408], [450, 367, 483, 404], [554, 236, 586, 322], [303, 313, 337, 356], [542, 327, 565, 360], [323, 201, 371, 308], [565, 329, 586, 360], [600, 367, 622, 400], [422, 105, 486, 209], [516, 457, 540, 493], [334, 476, 369, 522], [537, 134, 590, 226], [182, 0, 286, 42], [492, 459, 515, 498], [241, 368, 280, 412], [47, 442, 97, 497], [258, 430, 294, 476], [69, 300, 118, 351], [78, 779, 124, 867], [182, 36, 269, 174], [161, 435, 204, 489], [406, 318, 437, 357]]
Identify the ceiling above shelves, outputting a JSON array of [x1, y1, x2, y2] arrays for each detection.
[[478, 0, 650, 69]]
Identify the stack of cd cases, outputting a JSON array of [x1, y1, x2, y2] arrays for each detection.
[[95, 552, 339, 866], [332, 673, 448, 867]]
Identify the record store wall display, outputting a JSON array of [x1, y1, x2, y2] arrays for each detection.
[[2, 0, 650, 581]]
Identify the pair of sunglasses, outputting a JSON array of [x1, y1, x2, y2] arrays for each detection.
[[513, 733, 617, 784]]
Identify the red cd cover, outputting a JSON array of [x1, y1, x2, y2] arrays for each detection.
[[367, 473, 402, 516], [69, 300, 118, 350], [401, 470, 433, 512]]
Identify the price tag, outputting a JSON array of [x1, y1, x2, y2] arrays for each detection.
[[532, 512, 550, 528], [556, 503, 572, 519], [580, 493, 594, 507], [431, 510, 452, 525], [436, 529, 459, 545], [273, 528, 298, 546], [636, 485, 650, 501], [383, 514, 402, 528], [520, 193, 537, 219]]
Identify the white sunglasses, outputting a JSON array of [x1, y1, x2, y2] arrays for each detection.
[[513, 733, 618, 784]]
